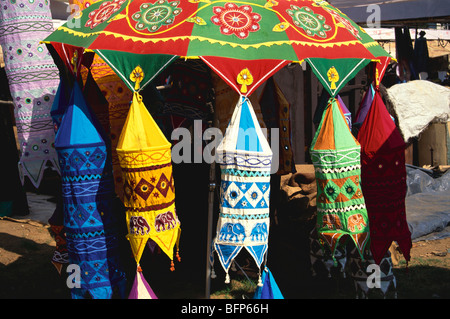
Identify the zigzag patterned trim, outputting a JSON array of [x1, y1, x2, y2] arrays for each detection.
[[221, 168, 270, 177], [61, 174, 103, 182], [317, 203, 366, 214], [66, 230, 105, 239], [315, 165, 361, 174], [219, 213, 270, 220]]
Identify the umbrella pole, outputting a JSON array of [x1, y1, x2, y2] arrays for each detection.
[[205, 161, 216, 299], [204, 89, 217, 299]]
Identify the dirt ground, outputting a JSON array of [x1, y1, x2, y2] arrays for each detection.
[[0, 214, 449, 299]]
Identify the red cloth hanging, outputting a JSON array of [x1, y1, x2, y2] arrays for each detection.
[[357, 90, 412, 265]]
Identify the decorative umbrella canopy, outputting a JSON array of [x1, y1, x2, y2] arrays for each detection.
[[211, 95, 272, 285], [44, 0, 377, 59], [55, 81, 126, 299], [307, 57, 370, 97], [42, 0, 393, 96]]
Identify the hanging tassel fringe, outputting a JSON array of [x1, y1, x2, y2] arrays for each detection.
[[257, 274, 263, 287], [225, 273, 230, 284]]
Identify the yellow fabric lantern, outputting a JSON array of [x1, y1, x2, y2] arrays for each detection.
[[116, 91, 181, 271]]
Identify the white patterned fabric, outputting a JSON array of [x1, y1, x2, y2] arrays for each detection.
[[212, 96, 272, 284], [0, 0, 60, 187]]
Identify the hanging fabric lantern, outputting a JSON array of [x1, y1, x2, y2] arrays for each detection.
[[310, 97, 370, 263], [0, 0, 60, 188], [55, 82, 126, 299], [117, 92, 181, 268], [356, 90, 412, 266], [116, 67, 181, 298], [212, 96, 273, 285]]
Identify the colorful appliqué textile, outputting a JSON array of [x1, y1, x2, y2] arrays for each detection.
[[212, 96, 272, 284], [0, 0, 60, 188], [356, 90, 412, 265], [55, 82, 126, 299], [116, 92, 181, 286], [310, 98, 370, 262]]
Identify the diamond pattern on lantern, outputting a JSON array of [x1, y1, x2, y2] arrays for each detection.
[[134, 178, 155, 201], [88, 147, 106, 168], [322, 180, 340, 202], [341, 178, 358, 200], [72, 204, 92, 228], [68, 149, 86, 170], [244, 183, 263, 208], [156, 173, 170, 198], [79, 203, 103, 227], [222, 182, 244, 208], [80, 262, 98, 285]]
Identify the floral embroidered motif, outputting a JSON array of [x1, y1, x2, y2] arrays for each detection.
[[324, 8, 361, 39], [211, 2, 261, 39], [237, 68, 253, 94], [85, 0, 126, 29], [286, 5, 331, 38], [327, 67, 339, 89], [132, 0, 182, 32], [130, 66, 144, 90]]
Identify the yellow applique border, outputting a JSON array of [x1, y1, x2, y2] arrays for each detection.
[[56, 25, 364, 51]]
